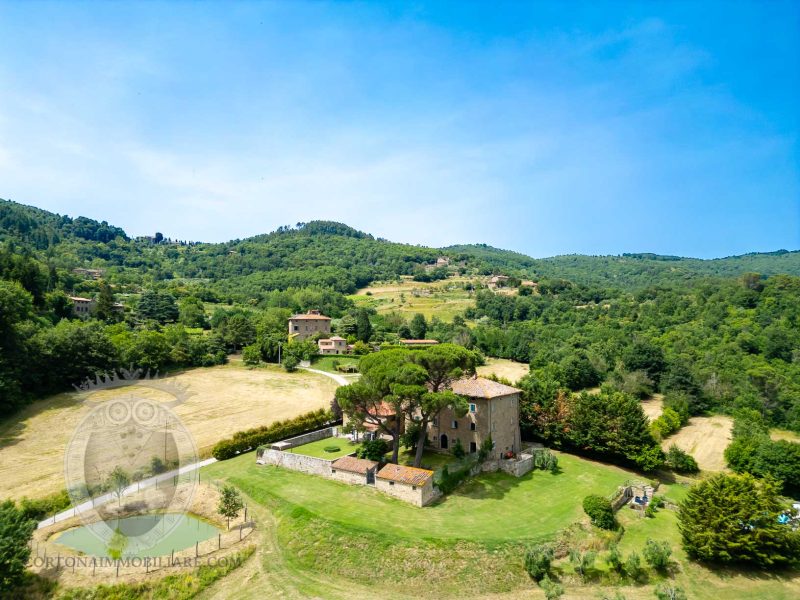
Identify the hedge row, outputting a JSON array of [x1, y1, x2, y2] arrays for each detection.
[[212, 408, 337, 460]]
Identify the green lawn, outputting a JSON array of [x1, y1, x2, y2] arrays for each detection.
[[310, 355, 360, 374], [393, 448, 456, 472], [286, 437, 362, 460], [204, 450, 631, 544]]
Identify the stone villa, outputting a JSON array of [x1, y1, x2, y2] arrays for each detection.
[[288, 310, 331, 340], [429, 376, 523, 459]]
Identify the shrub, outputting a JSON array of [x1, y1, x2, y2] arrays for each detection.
[[437, 457, 478, 495], [642, 538, 672, 571], [282, 354, 300, 372], [356, 438, 389, 461], [524, 545, 553, 582], [452, 438, 466, 459], [664, 445, 699, 474], [17, 489, 71, 521], [477, 435, 493, 461], [650, 407, 683, 440], [607, 542, 623, 573], [539, 574, 564, 600], [583, 494, 616, 530], [644, 503, 658, 518], [241, 344, 262, 366], [569, 548, 596, 580], [654, 583, 687, 600], [624, 551, 643, 581], [214, 408, 335, 460], [533, 448, 558, 472], [323, 446, 341, 453]]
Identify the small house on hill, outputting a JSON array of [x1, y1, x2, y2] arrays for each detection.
[[318, 336, 347, 355], [288, 310, 332, 340], [375, 464, 437, 506]]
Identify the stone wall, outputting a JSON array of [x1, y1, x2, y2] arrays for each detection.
[[256, 448, 334, 477], [499, 452, 533, 477], [330, 469, 369, 486], [268, 426, 336, 450]]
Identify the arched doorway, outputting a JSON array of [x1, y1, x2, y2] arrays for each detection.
[[440, 434, 448, 450]]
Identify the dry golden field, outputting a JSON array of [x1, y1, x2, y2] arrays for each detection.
[[0, 363, 337, 501], [476, 358, 529, 384]]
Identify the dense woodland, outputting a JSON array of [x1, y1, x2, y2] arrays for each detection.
[[1, 198, 799, 442]]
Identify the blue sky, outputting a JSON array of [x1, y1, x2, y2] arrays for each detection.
[[0, 1, 797, 258]]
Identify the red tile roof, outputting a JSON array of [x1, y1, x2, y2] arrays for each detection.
[[376, 464, 434, 486], [331, 456, 378, 474], [290, 314, 331, 320], [450, 376, 522, 399]]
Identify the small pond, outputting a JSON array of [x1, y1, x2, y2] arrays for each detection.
[[54, 513, 222, 558]]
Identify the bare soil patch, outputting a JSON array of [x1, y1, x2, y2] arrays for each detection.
[[0, 364, 337, 500], [661, 415, 733, 472]]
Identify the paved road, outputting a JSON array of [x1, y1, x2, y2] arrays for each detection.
[[300, 367, 350, 386], [37, 457, 217, 529]]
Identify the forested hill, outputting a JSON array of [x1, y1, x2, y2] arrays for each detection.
[[2, 198, 800, 436], [2, 199, 799, 298]]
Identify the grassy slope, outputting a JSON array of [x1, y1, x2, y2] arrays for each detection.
[[203, 454, 800, 599], [204, 451, 629, 545]]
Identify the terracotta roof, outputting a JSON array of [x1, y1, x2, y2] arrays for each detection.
[[327, 336, 346, 341], [376, 464, 434, 486], [332, 456, 378, 474], [399, 339, 439, 345], [373, 401, 397, 417], [450, 376, 522, 399], [290, 314, 331, 320]]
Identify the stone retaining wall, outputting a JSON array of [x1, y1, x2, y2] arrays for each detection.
[[268, 426, 337, 450], [256, 448, 334, 476]]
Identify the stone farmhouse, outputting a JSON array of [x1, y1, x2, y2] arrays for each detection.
[[318, 336, 347, 354], [69, 296, 124, 319], [288, 310, 331, 340], [429, 376, 523, 459], [69, 296, 96, 317]]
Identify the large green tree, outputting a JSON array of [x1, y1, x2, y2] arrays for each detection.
[[679, 473, 799, 567], [0, 500, 35, 594]]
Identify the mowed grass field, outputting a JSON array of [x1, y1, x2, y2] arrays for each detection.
[[0, 363, 338, 500], [350, 276, 480, 321], [204, 450, 629, 544], [200, 451, 800, 599], [286, 437, 361, 459]]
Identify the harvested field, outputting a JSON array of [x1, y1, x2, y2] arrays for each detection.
[[0, 364, 337, 500], [640, 394, 664, 421], [661, 414, 733, 472], [476, 358, 529, 384]]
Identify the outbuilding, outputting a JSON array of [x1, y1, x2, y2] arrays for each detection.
[[375, 464, 437, 507], [330, 456, 378, 485]]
